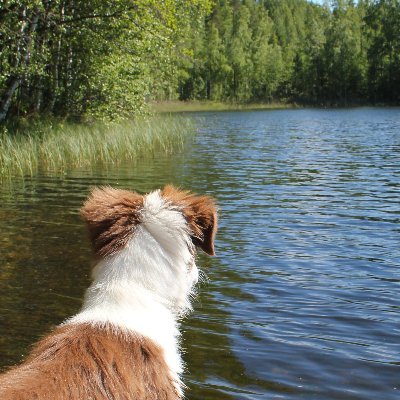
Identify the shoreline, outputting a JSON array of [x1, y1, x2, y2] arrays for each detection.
[[150, 101, 297, 113], [150, 100, 399, 113]]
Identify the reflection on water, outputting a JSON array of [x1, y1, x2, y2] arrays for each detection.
[[1, 108, 400, 400]]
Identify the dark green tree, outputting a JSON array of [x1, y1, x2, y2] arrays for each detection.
[[0, 0, 213, 122], [365, 0, 400, 103], [322, 0, 367, 104]]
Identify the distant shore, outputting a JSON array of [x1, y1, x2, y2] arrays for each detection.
[[151, 101, 297, 113], [151, 100, 399, 113]]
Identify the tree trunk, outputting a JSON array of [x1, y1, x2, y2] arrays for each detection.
[[0, 78, 20, 122], [0, 10, 39, 122], [48, 3, 65, 113]]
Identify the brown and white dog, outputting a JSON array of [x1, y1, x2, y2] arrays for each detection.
[[0, 185, 217, 399]]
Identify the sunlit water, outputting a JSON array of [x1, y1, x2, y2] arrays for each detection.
[[0, 108, 399, 399]]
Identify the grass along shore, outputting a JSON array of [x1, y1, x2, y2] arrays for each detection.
[[0, 116, 195, 180], [151, 100, 296, 113]]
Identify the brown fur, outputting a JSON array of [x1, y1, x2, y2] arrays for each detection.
[[82, 185, 218, 257], [162, 185, 218, 256], [0, 323, 179, 400], [0, 186, 218, 399], [81, 187, 144, 258]]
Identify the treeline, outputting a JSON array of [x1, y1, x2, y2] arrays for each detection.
[[1, 1, 399, 123], [178, 0, 400, 105], [0, 0, 212, 122]]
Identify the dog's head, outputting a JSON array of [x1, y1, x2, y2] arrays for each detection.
[[80, 185, 217, 313]]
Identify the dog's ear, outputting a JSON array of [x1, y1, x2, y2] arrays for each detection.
[[162, 185, 218, 256], [80, 187, 143, 257]]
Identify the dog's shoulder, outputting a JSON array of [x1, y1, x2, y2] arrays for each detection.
[[0, 323, 179, 400]]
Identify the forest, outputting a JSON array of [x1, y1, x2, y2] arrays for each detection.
[[1, 0, 399, 122]]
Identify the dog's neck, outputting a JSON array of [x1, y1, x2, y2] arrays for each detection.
[[66, 201, 198, 391]]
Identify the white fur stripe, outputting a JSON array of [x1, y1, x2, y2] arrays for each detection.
[[66, 190, 198, 396]]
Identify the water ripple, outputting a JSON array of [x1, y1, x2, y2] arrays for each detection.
[[0, 108, 399, 400]]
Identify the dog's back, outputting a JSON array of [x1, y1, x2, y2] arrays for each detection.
[[0, 323, 177, 400], [0, 186, 217, 400]]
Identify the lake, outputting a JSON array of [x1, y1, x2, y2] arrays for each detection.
[[0, 108, 399, 399]]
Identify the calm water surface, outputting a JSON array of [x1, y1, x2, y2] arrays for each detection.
[[0, 108, 399, 399]]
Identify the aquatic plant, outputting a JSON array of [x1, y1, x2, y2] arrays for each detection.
[[0, 117, 195, 179]]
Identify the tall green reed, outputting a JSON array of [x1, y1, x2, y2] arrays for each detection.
[[0, 116, 195, 179]]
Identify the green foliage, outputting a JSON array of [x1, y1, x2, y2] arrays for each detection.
[[365, 0, 400, 102], [1, 0, 399, 122], [0, 0, 212, 122], [177, 0, 400, 105], [322, 1, 367, 103]]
